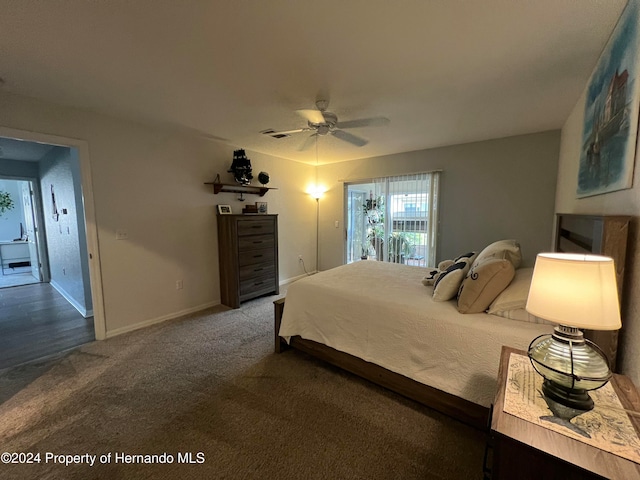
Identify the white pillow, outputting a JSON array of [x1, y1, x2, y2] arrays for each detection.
[[433, 259, 471, 302], [487, 267, 534, 314], [473, 239, 522, 269], [489, 308, 554, 325]]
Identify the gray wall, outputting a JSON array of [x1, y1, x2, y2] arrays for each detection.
[[40, 147, 92, 315], [318, 131, 561, 270], [0, 158, 39, 179]]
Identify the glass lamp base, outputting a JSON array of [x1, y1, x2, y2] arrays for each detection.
[[542, 378, 594, 413]]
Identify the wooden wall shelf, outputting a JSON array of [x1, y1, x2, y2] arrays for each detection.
[[204, 182, 276, 197]]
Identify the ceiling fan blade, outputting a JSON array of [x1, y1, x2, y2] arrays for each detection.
[[261, 127, 310, 138], [296, 109, 325, 124], [298, 134, 318, 151], [332, 130, 368, 147], [336, 117, 390, 129]]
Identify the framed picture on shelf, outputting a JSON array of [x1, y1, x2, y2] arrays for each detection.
[[217, 204, 232, 215], [256, 202, 268, 214]]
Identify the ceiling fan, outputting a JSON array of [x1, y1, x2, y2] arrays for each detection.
[[261, 99, 389, 150]]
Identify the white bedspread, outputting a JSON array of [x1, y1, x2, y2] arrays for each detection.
[[279, 261, 554, 407]]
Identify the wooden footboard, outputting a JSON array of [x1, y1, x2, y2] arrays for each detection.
[[274, 298, 489, 430]]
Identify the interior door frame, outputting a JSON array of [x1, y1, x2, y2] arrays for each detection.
[[0, 126, 107, 340], [344, 181, 387, 263], [21, 180, 45, 281], [1, 177, 49, 282]]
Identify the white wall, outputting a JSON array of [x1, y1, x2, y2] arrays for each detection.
[[0, 91, 315, 336], [556, 89, 640, 385], [318, 131, 561, 270]]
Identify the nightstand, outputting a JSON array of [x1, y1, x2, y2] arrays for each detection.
[[487, 346, 640, 480]]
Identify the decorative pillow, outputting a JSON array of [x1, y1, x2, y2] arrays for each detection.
[[472, 240, 522, 270], [457, 258, 515, 313], [454, 251, 478, 265], [487, 268, 534, 314], [423, 251, 478, 287], [438, 259, 454, 271], [432, 259, 471, 302], [421, 268, 443, 286]]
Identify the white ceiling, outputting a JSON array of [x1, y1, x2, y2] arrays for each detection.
[[0, 0, 628, 164]]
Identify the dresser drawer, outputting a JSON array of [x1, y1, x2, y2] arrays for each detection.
[[238, 234, 275, 251], [238, 219, 275, 236], [239, 263, 276, 281], [238, 247, 275, 267], [240, 274, 276, 296]]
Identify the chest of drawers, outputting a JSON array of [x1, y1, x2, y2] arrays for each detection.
[[217, 214, 279, 308]]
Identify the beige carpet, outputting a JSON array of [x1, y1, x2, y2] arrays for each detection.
[[0, 289, 486, 479]]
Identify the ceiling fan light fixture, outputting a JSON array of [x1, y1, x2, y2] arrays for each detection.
[[262, 98, 387, 149], [316, 125, 330, 136]]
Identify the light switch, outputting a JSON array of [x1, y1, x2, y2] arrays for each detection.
[[334, 220, 339, 228]]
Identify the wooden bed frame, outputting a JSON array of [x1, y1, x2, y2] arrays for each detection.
[[274, 214, 632, 431], [554, 214, 631, 371]]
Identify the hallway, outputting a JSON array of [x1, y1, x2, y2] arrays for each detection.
[[0, 283, 95, 369]]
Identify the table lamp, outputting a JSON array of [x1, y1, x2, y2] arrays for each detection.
[[526, 253, 621, 412]]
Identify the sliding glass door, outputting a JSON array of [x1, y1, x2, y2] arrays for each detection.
[[345, 172, 440, 267]]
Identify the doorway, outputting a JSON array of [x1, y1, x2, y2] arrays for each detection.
[[0, 178, 45, 288], [0, 129, 105, 368]]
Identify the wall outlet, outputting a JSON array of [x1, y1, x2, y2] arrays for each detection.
[[116, 229, 128, 240], [298, 255, 303, 261], [176, 280, 183, 290]]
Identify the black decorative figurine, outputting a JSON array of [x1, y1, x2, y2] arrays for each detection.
[[228, 149, 253, 185], [258, 171, 270, 186]]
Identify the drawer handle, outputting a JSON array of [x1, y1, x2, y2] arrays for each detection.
[[253, 240, 263, 244], [251, 225, 262, 229], [254, 281, 264, 286], [254, 267, 264, 272], [253, 254, 263, 258]]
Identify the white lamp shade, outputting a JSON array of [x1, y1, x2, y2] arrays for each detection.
[[526, 253, 621, 330]]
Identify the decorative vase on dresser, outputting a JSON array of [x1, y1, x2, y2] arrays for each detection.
[[217, 214, 279, 308]]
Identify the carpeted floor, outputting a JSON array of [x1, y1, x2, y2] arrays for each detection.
[[0, 289, 487, 479]]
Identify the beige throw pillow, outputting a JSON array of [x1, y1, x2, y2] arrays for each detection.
[[472, 239, 522, 270], [432, 259, 471, 302], [457, 258, 515, 313]]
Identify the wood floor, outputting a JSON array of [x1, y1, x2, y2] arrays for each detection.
[[0, 283, 95, 370]]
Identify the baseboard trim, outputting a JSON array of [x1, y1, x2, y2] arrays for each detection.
[[103, 272, 313, 340], [280, 271, 317, 287], [105, 301, 220, 339], [50, 280, 91, 318]]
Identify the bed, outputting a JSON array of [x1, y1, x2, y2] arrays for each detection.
[[274, 214, 631, 429]]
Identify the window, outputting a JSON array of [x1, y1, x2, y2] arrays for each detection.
[[345, 171, 440, 267]]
